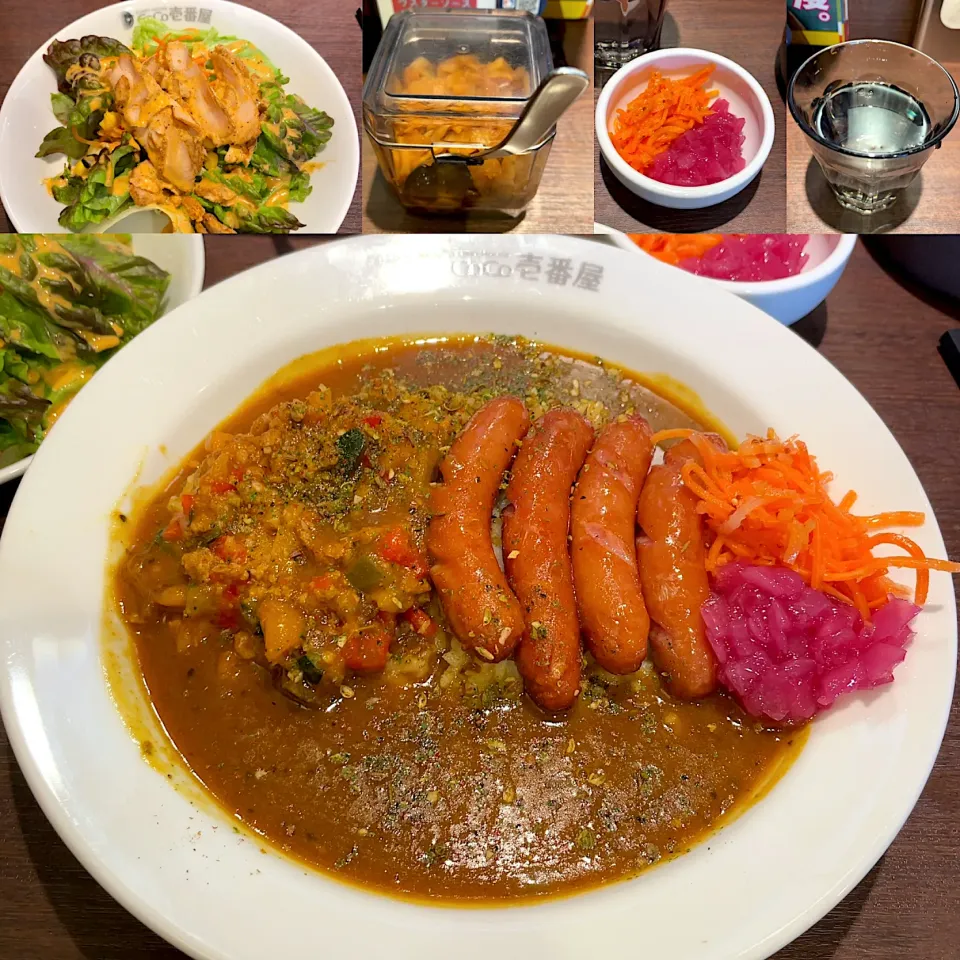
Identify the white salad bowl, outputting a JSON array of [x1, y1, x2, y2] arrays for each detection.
[[596, 48, 775, 210], [0, 233, 205, 485], [0, 0, 359, 234], [0, 234, 954, 960], [594, 226, 859, 326]]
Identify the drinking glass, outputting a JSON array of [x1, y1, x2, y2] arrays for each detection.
[[594, 0, 668, 72], [788, 40, 959, 215]]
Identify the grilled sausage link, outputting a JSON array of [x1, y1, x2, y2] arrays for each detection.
[[503, 409, 595, 711], [427, 396, 530, 661], [635, 438, 718, 698], [571, 416, 654, 674]]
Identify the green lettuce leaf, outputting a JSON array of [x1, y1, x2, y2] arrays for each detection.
[[56, 235, 171, 333], [50, 92, 75, 125], [0, 380, 49, 441], [43, 36, 131, 94], [260, 81, 333, 166], [0, 273, 70, 360], [38, 94, 112, 159], [0, 418, 40, 466], [0, 235, 171, 462], [37, 126, 89, 160], [0, 344, 35, 384], [201, 167, 270, 203], [288, 169, 312, 204], [131, 16, 277, 68], [56, 145, 137, 231], [249, 136, 296, 178]]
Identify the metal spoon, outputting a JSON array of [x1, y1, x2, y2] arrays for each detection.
[[401, 66, 590, 213]]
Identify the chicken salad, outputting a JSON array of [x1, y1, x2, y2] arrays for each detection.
[[37, 19, 334, 234]]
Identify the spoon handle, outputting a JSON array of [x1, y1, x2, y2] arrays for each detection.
[[487, 67, 590, 159]]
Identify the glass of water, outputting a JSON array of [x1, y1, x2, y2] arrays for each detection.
[[788, 40, 959, 215], [595, 0, 669, 73]]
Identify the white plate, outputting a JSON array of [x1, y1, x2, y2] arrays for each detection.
[[0, 235, 954, 960], [0, 233, 205, 486], [0, 0, 359, 234]]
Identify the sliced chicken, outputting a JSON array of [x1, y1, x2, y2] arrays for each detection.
[[129, 161, 201, 233], [111, 55, 205, 192], [109, 55, 141, 94], [141, 109, 206, 192], [179, 194, 206, 222], [202, 212, 236, 234], [194, 179, 239, 205], [224, 140, 257, 165], [210, 47, 262, 144], [129, 159, 169, 206], [162, 42, 234, 146]]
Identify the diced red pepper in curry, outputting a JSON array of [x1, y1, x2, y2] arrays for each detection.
[[378, 528, 427, 577], [212, 535, 248, 564], [342, 626, 393, 673], [403, 608, 437, 639]]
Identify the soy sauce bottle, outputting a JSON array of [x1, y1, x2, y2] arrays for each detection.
[[776, 0, 850, 98]]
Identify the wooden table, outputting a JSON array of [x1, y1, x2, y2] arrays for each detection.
[[594, 0, 787, 234], [0, 0, 361, 234], [361, 19, 594, 235], [851, 0, 923, 44], [1, 237, 960, 959], [786, 4, 960, 235]]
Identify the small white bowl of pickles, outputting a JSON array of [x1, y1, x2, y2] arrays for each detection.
[[594, 226, 858, 326]]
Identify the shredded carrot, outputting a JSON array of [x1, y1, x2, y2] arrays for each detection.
[[629, 233, 724, 266], [610, 66, 718, 173], [649, 428, 960, 609]]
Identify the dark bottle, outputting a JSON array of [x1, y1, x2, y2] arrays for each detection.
[[776, 0, 849, 99]]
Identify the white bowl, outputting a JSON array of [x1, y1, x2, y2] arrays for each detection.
[[0, 235, 954, 960], [596, 48, 775, 210], [0, 234, 205, 485], [595, 226, 857, 326], [0, 0, 359, 234]]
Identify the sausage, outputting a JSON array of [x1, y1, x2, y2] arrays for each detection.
[[571, 416, 654, 674], [503, 409, 595, 711], [427, 396, 530, 661], [635, 438, 718, 698]]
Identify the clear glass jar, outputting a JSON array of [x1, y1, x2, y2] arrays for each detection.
[[363, 10, 556, 215]]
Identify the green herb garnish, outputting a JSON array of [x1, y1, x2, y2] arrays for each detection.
[[337, 427, 366, 473]]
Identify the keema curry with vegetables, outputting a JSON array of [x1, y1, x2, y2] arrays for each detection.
[[113, 335, 958, 902]]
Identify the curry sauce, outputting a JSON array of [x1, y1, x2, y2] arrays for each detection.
[[112, 336, 805, 902]]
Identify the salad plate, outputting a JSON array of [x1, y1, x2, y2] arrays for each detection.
[[0, 233, 204, 485], [0, 0, 359, 234]]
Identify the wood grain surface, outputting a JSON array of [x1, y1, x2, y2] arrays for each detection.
[[851, 0, 924, 45], [361, 19, 594, 235], [786, 2, 960, 235], [1, 235, 959, 958], [594, 0, 787, 234], [0, 0, 362, 234]]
